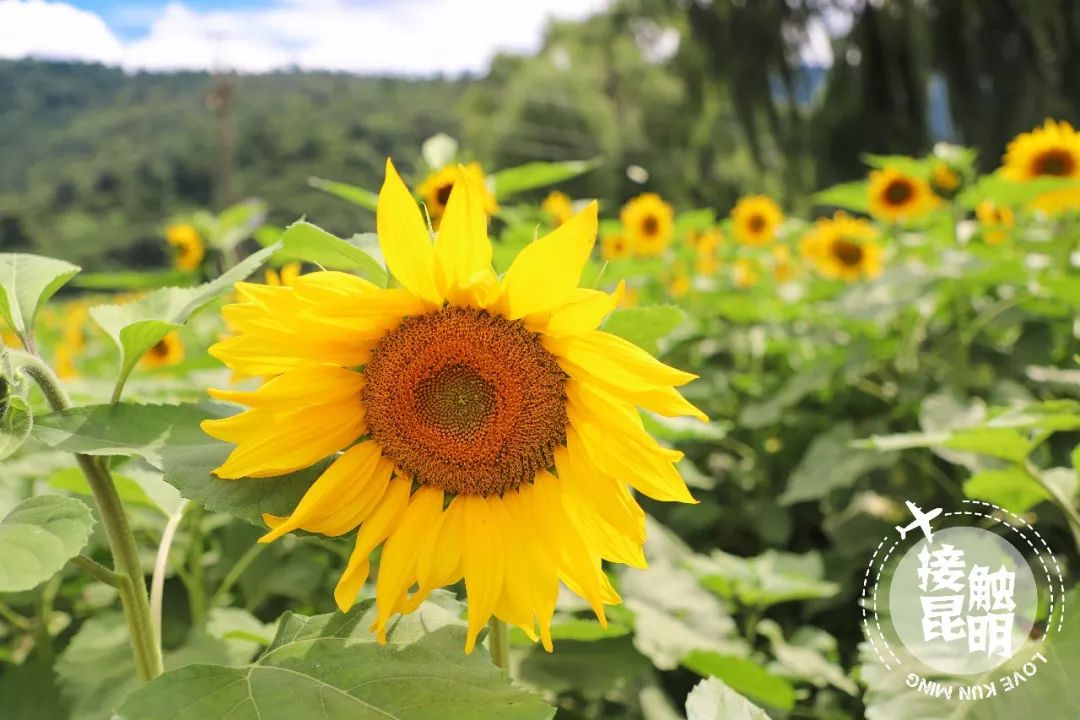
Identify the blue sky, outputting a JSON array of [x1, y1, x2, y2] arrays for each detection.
[[0, 0, 609, 74]]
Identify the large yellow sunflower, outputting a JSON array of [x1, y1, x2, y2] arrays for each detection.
[[1002, 120, 1080, 212], [203, 160, 703, 653], [731, 195, 783, 247], [1002, 119, 1080, 181], [800, 212, 882, 282], [417, 161, 498, 229], [867, 168, 939, 222], [166, 224, 205, 271], [620, 193, 674, 256]]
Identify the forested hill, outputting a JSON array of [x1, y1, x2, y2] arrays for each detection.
[[0, 60, 467, 268]]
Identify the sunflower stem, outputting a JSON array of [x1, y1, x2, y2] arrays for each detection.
[[488, 617, 511, 671], [13, 350, 164, 681]]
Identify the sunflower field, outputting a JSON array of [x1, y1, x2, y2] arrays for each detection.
[[2, 115, 1080, 720]]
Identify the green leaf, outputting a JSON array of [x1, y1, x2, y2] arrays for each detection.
[[116, 597, 554, 720], [739, 359, 835, 429], [0, 394, 32, 461], [0, 658, 69, 720], [56, 613, 239, 720], [693, 550, 839, 608], [517, 635, 652, 699], [0, 495, 94, 593], [160, 403, 325, 525], [602, 305, 686, 354], [308, 176, 378, 211], [853, 432, 952, 451], [490, 158, 601, 200], [90, 244, 277, 387], [684, 677, 770, 720], [963, 467, 1050, 514], [48, 465, 185, 517], [683, 652, 796, 712], [278, 221, 387, 285], [811, 180, 869, 213], [944, 427, 1033, 463], [30, 401, 315, 525], [781, 422, 896, 504], [959, 173, 1080, 208], [72, 270, 191, 291], [0, 253, 81, 335]]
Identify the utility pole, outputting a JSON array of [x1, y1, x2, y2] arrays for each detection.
[[206, 70, 236, 210]]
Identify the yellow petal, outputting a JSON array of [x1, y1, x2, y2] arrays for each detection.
[[461, 495, 506, 653], [401, 497, 465, 614], [557, 436, 646, 545], [256, 442, 388, 543], [371, 486, 445, 641], [208, 366, 363, 408], [502, 489, 559, 651], [498, 201, 598, 319], [434, 166, 496, 305], [377, 158, 441, 306], [568, 404, 696, 504], [333, 476, 412, 612], [546, 330, 698, 390], [202, 400, 366, 480], [531, 283, 623, 337]]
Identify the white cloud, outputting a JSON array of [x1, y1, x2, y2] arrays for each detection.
[[0, 0, 124, 64], [0, 0, 609, 75]]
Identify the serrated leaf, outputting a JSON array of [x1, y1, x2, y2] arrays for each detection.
[[685, 677, 769, 720], [116, 597, 554, 720], [0, 495, 94, 593], [693, 550, 839, 608], [0, 253, 81, 335], [278, 221, 387, 285], [90, 244, 277, 388], [0, 394, 32, 460], [308, 176, 378, 211], [602, 305, 686, 354], [682, 652, 796, 711], [490, 158, 601, 200]]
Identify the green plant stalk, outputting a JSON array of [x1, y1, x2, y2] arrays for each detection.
[[15, 351, 163, 680], [186, 504, 208, 630], [209, 541, 265, 608], [487, 617, 510, 671]]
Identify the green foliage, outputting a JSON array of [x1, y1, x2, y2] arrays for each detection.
[[0, 254, 81, 337], [116, 597, 554, 720], [0, 496, 93, 593], [684, 677, 770, 720], [602, 305, 686, 354], [278, 221, 386, 284]]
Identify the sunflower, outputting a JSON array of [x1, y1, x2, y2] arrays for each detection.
[[731, 195, 783, 247], [141, 332, 184, 369], [666, 268, 691, 298], [54, 339, 79, 380], [801, 212, 882, 281], [417, 162, 498, 229], [1002, 119, 1080, 181], [771, 245, 795, 284], [265, 262, 302, 287], [867, 168, 939, 222], [975, 201, 1015, 246], [621, 193, 674, 256], [733, 258, 760, 289], [601, 233, 632, 261], [203, 160, 703, 653], [166, 224, 205, 271], [542, 191, 574, 227], [929, 162, 962, 199]]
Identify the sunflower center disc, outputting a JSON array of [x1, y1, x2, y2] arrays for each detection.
[[642, 215, 660, 236], [1033, 149, 1075, 176], [833, 238, 864, 267], [747, 214, 766, 233], [436, 183, 453, 207], [363, 307, 568, 496], [884, 180, 914, 205]]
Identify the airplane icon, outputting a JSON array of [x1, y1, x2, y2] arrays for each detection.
[[896, 500, 942, 543]]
